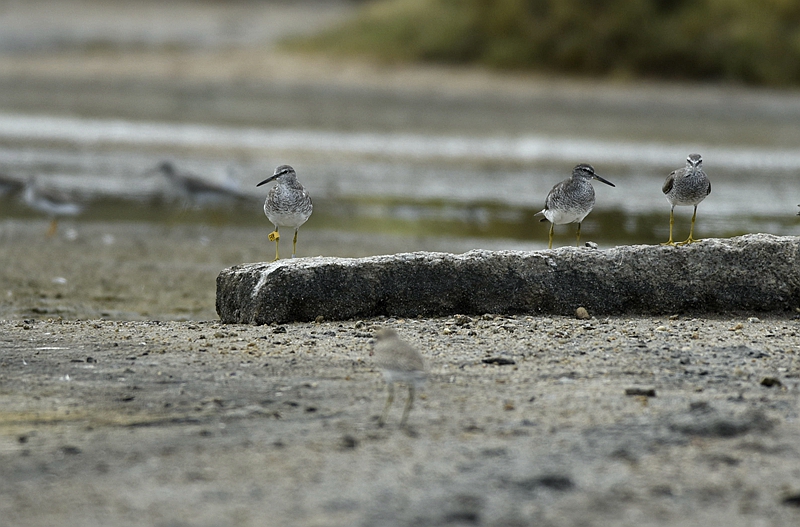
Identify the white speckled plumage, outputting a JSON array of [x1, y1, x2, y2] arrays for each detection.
[[661, 153, 711, 245], [535, 164, 615, 249], [257, 165, 312, 259]]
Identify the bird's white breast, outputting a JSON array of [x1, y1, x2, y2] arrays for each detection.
[[544, 208, 589, 225]]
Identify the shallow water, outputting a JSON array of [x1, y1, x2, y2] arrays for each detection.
[[0, 109, 797, 254]]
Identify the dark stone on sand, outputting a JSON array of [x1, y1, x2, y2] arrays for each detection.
[[625, 387, 656, 397], [216, 234, 800, 324], [783, 493, 800, 507], [482, 357, 516, 366], [60, 445, 82, 456], [760, 376, 783, 388], [339, 434, 358, 450], [509, 474, 575, 492]]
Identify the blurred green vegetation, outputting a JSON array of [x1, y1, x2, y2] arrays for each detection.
[[287, 0, 800, 85]]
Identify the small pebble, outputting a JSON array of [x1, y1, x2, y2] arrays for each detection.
[[340, 434, 358, 449], [575, 307, 590, 320], [782, 493, 800, 507], [625, 387, 657, 397], [482, 357, 516, 366]]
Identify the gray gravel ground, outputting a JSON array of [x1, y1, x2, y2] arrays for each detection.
[[2, 312, 800, 526]]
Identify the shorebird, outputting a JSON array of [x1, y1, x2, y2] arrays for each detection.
[[257, 165, 313, 260], [661, 154, 711, 246], [372, 328, 426, 428], [0, 173, 24, 198], [535, 164, 615, 249], [23, 178, 83, 236], [150, 161, 249, 207]]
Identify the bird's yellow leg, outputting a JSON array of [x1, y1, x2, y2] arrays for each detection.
[[575, 222, 581, 247], [378, 382, 394, 427], [661, 209, 675, 246], [548, 223, 554, 249], [292, 229, 298, 258], [268, 229, 280, 260], [400, 384, 415, 428], [46, 219, 58, 237], [677, 206, 700, 245]]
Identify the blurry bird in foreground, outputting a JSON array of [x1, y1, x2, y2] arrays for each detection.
[[372, 328, 427, 428], [661, 154, 711, 246], [257, 165, 313, 260], [536, 164, 615, 249], [149, 161, 250, 208], [23, 178, 83, 236]]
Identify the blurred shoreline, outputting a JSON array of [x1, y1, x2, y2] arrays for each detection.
[[1, 0, 799, 253], [4, 47, 800, 146]]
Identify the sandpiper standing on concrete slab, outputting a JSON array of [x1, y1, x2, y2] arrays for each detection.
[[372, 328, 426, 428], [661, 153, 711, 246], [257, 165, 312, 260], [535, 164, 615, 249]]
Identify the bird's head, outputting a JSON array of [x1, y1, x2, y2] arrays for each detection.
[[686, 154, 703, 169], [144, 161, 177, 179], [257, 165, 296, 187], [574, 163, 615, 187], [374, 327, 399, 342]]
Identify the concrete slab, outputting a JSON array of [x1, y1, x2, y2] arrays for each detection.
[[217, 234, 800, 324]]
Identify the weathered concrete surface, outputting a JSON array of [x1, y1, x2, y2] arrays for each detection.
[[216, 234, 800, 324]]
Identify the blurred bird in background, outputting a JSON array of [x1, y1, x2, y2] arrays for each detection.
[[148, 161, 251, 208], [23, 177, 83, 236]]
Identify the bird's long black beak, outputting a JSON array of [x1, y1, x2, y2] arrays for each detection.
[[256, 174, 278, 187], [593, 174, 615, 187]]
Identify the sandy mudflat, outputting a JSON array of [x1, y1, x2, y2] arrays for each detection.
[[1, 1, 800, 523], [2, 221, 800, 527]]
